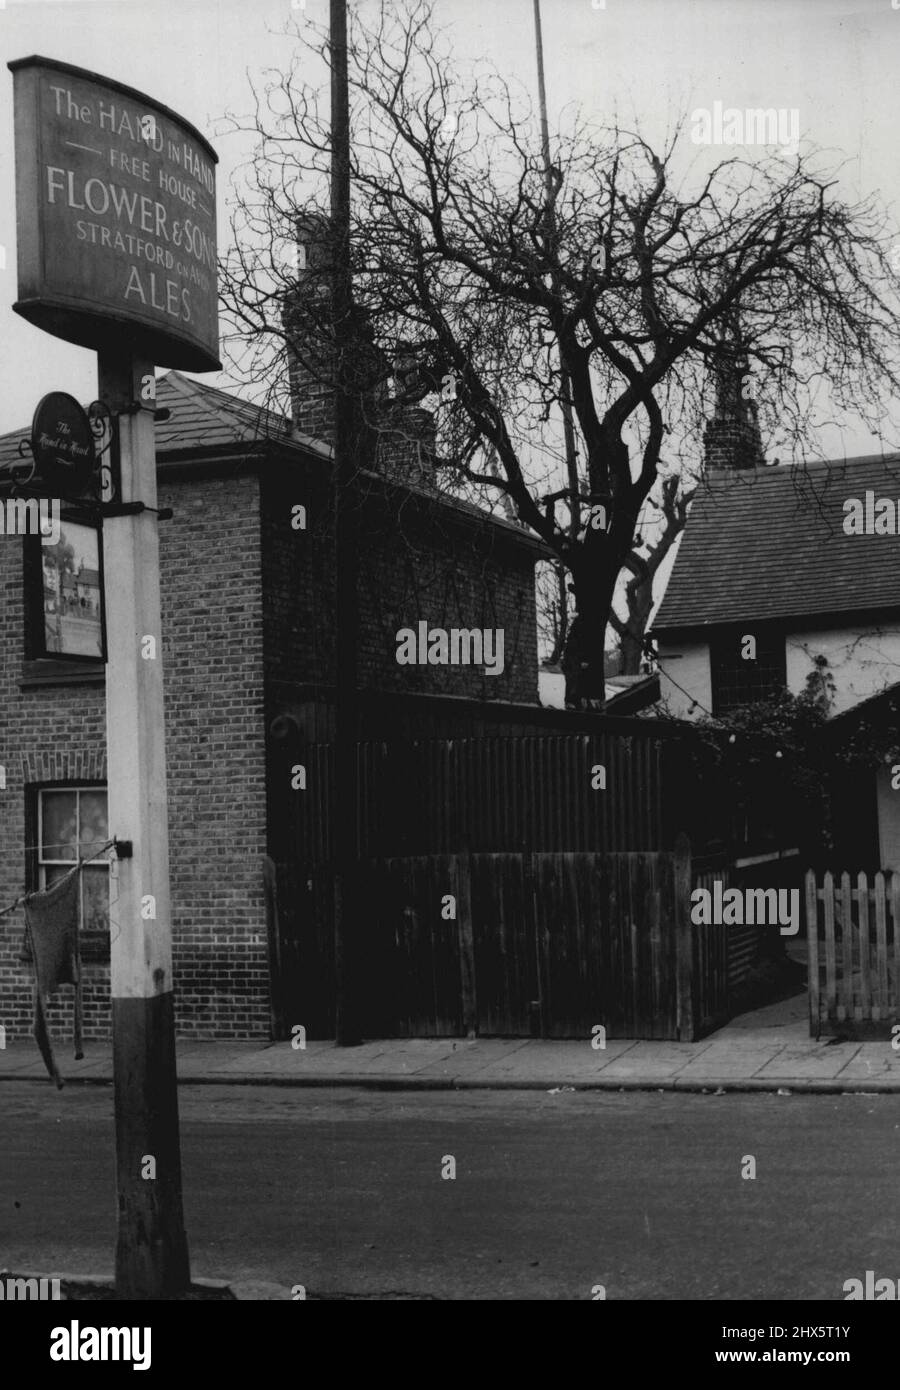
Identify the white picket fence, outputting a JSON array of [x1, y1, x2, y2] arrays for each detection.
[[806, 870, 900, 1036]]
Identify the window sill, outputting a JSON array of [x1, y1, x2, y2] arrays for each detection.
[[20, 660, 106, 689], [19, 932, 111, 966]]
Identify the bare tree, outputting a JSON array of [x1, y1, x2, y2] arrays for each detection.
[[219, 0, 900, 707], [610, 474, 695, 675]]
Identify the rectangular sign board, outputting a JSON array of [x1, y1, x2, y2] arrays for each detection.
[[8, 56, 220, 371]]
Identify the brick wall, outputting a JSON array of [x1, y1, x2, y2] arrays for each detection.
[[0, 472, 271, 1048], [356, 493, 538, 702], [158, 473, 269, 1040], [260, 458, 538, 709]]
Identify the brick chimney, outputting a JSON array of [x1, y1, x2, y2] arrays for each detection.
[[703, 317, 765, 472], [281, 215, 437, 487], [281, 212, 342, 443], [374, 405, 438, 492]]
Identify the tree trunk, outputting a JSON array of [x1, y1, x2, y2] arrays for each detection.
[[619, 628, 644, 676], [562, 539, 618, 708], [619, 574, 654, 674]]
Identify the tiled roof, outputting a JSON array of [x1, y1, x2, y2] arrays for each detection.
[[0, 371, 325, 475], [151, 372, 328, 456], [0, 373, 549, 555], [652, 455, 900, 632]]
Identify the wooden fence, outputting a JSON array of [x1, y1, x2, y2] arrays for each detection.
[[691, 857, 732, 1038], [268, 841, 734, 1043], [292, 735, 665, 860], [263, 725, 783, 1042], [806, 869, 900, 1037]]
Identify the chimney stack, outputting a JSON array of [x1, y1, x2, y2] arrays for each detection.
[[374, 405, 438, 492], [703, 312, 765, 472], [281, 213, 339, 443], [281, 215, 438, 487]]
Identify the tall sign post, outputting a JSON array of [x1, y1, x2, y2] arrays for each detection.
[[330, 0, 363, 1046], [9, 56, 220, 1297], [101, 350, 190, 1296]]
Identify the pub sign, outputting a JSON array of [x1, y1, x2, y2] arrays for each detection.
[[8, 56, 220, 371]]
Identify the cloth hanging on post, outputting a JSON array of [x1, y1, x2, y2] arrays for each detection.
[[23, 864, 83, 1089]]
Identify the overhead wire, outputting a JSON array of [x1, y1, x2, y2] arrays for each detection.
[[0, 838, 116, 919]]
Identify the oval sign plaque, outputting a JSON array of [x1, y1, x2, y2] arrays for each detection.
[[30, 392, 96, 496]]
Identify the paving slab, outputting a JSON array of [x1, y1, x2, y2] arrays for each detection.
[[203, 1040, 400, 1075], [413, 1039, 531, 1077], [454, 1039, 637, 1081], [594, 1041, 714, 1080], [55, 1053, 114, 1079], [676, 1044, 787, 1079], [175, 1042, 266, 1064], [0, 1050, 53, 1077], [832, 1044, 900, 1079], [754, 1045, 863, 1080]]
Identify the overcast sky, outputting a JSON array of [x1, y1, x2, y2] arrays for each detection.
[[1, 0, 898, 458]]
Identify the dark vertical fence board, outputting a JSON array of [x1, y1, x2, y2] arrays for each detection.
[[279, 861, 334, 1040], [806, 870, 819, 1038], [635, 853, 655, 1038], [534, 855, 583, 1038], [455, 855, 477, 1037], [429, 855, 466, 1036], [895, 872, 900, 1028], [875, 872, 889, 1020], [642, 851, 662, 1037], [673, 835, 694, 1040], [689, 856, 732, 1037], [471, 854, 534, 1035], [605, 850, 624, 1034], [363, 856, 465, 1037], [361, 859, 405, 1037], [627, 856, 641, 1036]]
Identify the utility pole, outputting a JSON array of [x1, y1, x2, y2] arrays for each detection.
[[100, 352, 190, 1297], [331, 0, 362, 1046], [533, 0, 581, 663]]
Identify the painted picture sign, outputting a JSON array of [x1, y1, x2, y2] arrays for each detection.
[[8, 56, 220, 371], [39, 519, 106, 661]]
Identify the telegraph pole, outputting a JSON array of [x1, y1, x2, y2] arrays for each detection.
[[533, 0, 581, 659], [331, 0, 362, 1045], [101, 352, 190, 1296]]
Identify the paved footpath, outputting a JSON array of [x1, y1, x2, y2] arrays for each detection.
[[3, 993, 900, 1092]]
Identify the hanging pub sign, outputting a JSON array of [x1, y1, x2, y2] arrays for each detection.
[[8, 55, 220, 371], [30, 392, 97, 497]]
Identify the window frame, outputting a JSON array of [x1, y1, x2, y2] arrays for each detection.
[[710, 626, 787, 716], [26, 781, 111, 963]]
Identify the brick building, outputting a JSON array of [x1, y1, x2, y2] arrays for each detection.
[[0, 368, 545, 1046]]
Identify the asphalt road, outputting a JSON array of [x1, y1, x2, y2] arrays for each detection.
[[2, 1082, 899, 1300]]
